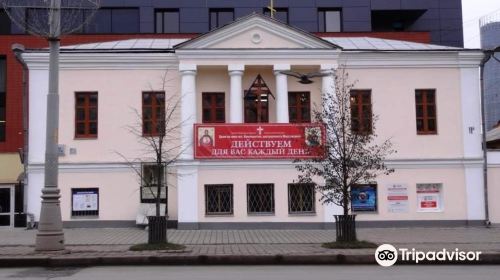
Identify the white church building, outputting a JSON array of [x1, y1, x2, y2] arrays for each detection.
[[20, 14, 497, 229]]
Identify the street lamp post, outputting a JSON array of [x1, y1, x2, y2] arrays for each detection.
[[2, 0, 100, 251], [35, 0, 65, 251]]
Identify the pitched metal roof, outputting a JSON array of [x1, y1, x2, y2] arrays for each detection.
[[59, 38, 186, 51], [57, 37, 465, 52], [323, 37, 461, 51]]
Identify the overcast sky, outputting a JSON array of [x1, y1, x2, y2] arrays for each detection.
[[462, 0, 500, 48]]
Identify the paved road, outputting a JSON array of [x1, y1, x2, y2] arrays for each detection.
[[1, 266, 500, 280]]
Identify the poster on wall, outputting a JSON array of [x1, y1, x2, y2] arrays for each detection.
[[351, 184, 377, 212], [416, 183, 442, 212], [386, 183, 409, 213], [71, 188, 99, 216], [194, 124, 325, 159]]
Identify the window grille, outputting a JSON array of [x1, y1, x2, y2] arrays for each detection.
[[288, 183, 315, 213], [247, 184, 274, 214], [205, 184, 233, 215]]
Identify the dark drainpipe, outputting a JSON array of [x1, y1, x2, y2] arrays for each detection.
[[479, 47, 500, 227], [12, 44, 28, 213]]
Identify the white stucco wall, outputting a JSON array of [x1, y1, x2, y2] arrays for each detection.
[[22, 24, 485, 225], [58, 69, 181, 163]]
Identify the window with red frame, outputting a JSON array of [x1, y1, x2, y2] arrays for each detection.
[[142, 92, 165, 136], [288, 92, 311, 123], [75, 92, 98, 138], [202, 92, 225, 123], [415, 89, 437, 134], [350, 90, 372, 134]]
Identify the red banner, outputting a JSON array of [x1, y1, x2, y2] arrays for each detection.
[[194, 124, 325, 159]]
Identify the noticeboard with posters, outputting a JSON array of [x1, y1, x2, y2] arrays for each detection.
[[71, 188, 99, 216], [416, 183, 443, 212], [387, 183, 409, 213], [351, 184, 377, 212]]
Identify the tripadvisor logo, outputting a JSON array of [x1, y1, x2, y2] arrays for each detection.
[[375, 244, 398, 267], [375, 244, 482, 266]]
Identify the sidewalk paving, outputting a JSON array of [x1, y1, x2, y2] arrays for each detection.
[[1, 227, 500, 266]]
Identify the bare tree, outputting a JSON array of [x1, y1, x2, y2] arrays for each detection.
[[118, 71, 187, 244], [295, 67, 395, 242]]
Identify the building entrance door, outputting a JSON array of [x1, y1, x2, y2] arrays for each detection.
[[0, 186, 14, 227]]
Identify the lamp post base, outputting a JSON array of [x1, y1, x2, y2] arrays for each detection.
[[35, 231, 65, 251], [35, 187, 65, 251]]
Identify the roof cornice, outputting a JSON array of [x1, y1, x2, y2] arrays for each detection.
[[21, 52, 178, 70], [339, 51, 484, 68], [175, 48, 341, 62]]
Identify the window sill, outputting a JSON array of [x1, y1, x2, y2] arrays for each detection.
[[74, 137, 98, 140], [352, 211, 379, 215], [417, 209, 443, 213], [71, 215, 99, 219], [247, 213, 275, 216], [288, 212, 316, 216], [417, 133, 438, 136], [205, 214, 234, 217]]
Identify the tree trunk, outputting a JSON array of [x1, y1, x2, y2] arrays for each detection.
[[155, 163, 161, 217], [342, 191, 349, 216], [147, 216, 167, 244], [334, 214, 357, 242]]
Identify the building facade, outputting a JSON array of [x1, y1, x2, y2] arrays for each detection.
[[0, 1, 464, 227], [20, 15, 488, 229]]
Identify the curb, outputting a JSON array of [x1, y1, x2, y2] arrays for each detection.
[[0, 254, 374, 267], [1, 253, 500, 267]]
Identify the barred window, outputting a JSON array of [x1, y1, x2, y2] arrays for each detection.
[[205, 184, 233, 215], [247, 184, 274, 214], [288, 183, 315, 214], [141, 164, 166, 203]]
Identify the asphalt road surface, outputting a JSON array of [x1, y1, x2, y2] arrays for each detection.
[[1, 265, 500, 280]]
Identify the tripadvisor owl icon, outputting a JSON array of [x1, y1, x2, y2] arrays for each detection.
[[375, 244, 398, 267]]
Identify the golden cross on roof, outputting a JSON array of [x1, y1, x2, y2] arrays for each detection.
[[267, 0, 276, 19]]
